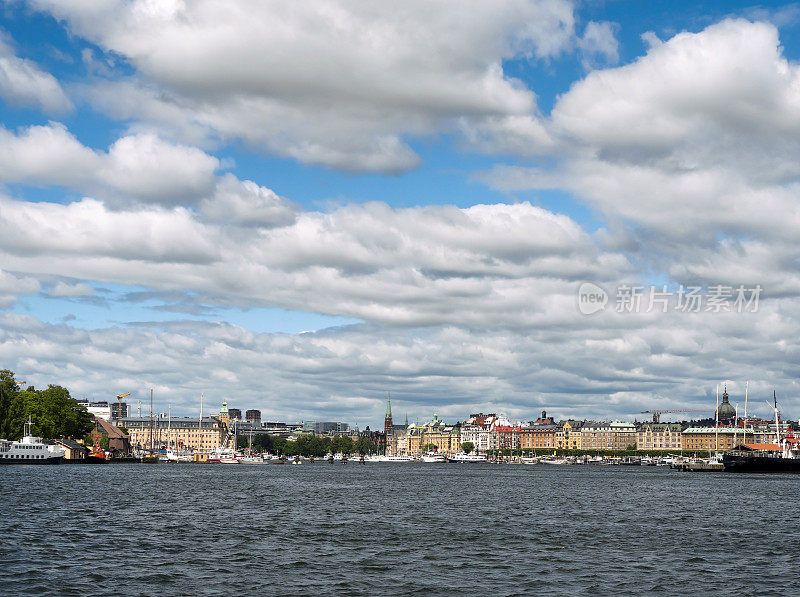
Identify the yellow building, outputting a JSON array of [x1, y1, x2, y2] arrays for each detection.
[[556, 420, 583, 450], [122, 416, 226, 452], [636, 423, 683, 451], [420, 414, 461, 455], [681, 426, 754, 453]]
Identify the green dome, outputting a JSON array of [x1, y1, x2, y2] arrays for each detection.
[[717, 388, 736, 422]]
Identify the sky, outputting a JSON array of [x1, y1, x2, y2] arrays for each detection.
[[1, 0, 800, 427]]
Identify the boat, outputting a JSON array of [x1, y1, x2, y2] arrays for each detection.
[[446, 452, 487, 463], [420, 452, 446, 463], [722, 392, 800, 473], [364, 454, 414, 462], [539, 457, 568, 465], [0, 417, 66, 464]]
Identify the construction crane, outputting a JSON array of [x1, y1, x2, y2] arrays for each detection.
[[115, 392, 131, 421], [641, 409, 714, 423]]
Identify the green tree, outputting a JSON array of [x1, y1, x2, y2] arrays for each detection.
[[461, 441, 475, 454], [423, 443, 438, 452], [355, 436, 377, 455]]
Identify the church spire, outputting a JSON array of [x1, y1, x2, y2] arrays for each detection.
[[384, 392, 393, 434]]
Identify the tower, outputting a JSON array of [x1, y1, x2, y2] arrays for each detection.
[[717, 384, 736, 423], [219, 400, 230, 427], [384, 393, 393, 435]]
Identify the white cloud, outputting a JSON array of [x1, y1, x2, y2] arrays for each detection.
[[0, 194, 631, 326], [1, 303, 798, 425], [0, 269, 40, 308], [30, 0, 576, 173], [0, 36, 72, 113], [46, 281, 95, 298], [0, 123, 219, 206], [0, 123, 296, 224], [577, 21, 619, 69]]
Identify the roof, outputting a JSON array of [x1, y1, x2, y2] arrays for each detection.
[[739, 443, 781, 451], [684, 426, 755, 434], [94, 416, 129, 439], [55, 438, 87, 451]]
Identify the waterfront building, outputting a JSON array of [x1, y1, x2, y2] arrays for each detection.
[[681, 426, 755, 452], [555, 420, 583, 450], [636, 423, 684, 451], [54, 438, 87, 460], [495, 425, 523, 452], [121, 416, 226, 452], [520, 424, 557, 451], [581, 421, 637, 450], [246, 409, 261, 425], [459, 413, 497, 455], [91, 416, 131, 454], [419, 414, 460, 455]]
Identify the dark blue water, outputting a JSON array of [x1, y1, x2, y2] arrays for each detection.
[[1, 463, 797, 596]]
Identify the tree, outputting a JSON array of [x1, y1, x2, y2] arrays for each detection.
[[461, 441, 475, 454], [355, 436, 377, 455], [423, 443, 438, 453]]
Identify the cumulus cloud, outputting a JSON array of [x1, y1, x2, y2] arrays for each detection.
[[1, 304, 797, 425], [577, 21, 619, 69], [29, 0, 576, 173], [0, 194, 631, 326], [481, 19, 800, 295], [0, 123, 297, 224], [0, 36, 72, 113], [0, 269, 40, 308], [0, 123, 219, 207], [46, 281, 95, 298]]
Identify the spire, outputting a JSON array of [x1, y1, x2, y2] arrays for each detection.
[[384, 392, 393, 434], [405, 413, 408, 426], [722, 384, 729, 403]]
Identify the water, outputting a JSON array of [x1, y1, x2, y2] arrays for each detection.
[[1, 463, 797, 596]]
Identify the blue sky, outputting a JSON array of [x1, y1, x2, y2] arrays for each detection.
[[1, 1, 800, 424]]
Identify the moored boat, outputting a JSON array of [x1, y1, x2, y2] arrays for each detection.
[[446, 452, 487, 463], [0, 417, 65, 465]]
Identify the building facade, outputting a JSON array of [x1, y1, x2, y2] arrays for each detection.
[[681, 426, 755, 452], [636, 423, 683, 451], [122, 416, 226, 452]]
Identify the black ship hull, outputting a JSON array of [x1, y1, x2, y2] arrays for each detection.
[[0, 456, 63, 465], [723, 454, 800, 473]]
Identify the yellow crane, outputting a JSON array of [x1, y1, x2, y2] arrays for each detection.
[[116, 392, 131, 420], [641, 409, 713, 423]]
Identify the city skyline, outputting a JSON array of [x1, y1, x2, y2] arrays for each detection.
[[2, 2, 800, 424]]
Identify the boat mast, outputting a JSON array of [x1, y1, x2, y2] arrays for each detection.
[[773, 390, 781, 450], [149, 388, 153, 452], [199, 392, 204, 453], [717, 383, 721, 452]]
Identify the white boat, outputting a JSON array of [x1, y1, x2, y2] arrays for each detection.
[[237, 455, 269, 464], [420, 452, 446, 463], [0, 417, 65, 464], [364, 454, 414, 462], [539, 458, 568, 465], [446, 452, 487, 463]]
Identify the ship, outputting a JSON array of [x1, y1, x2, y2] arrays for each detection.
[[722, 392, 800, 473], [0, 417, 66, 465], [446, 452, 487, 463]]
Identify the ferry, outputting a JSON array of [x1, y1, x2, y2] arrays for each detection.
[[420, 452, 446, 463], [0, 418, 66, 464], [446, 452, 487, 463], [364, 455, 414, 462]]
